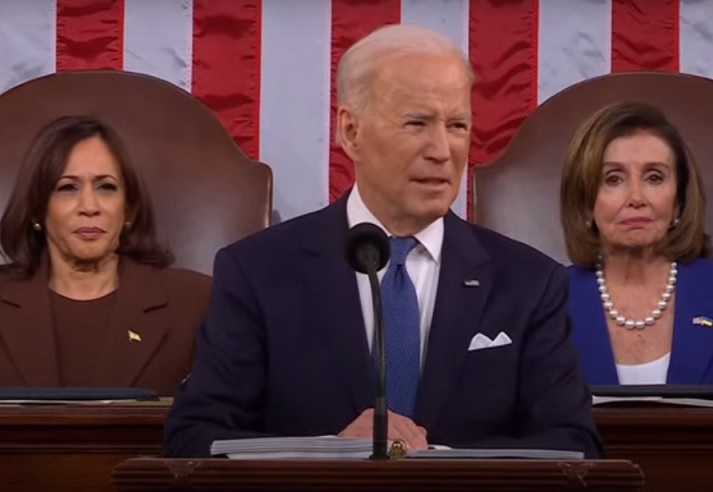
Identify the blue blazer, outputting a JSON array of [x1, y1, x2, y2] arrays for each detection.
[[569, 259, 713, 384], [164, 194, 602, 458]]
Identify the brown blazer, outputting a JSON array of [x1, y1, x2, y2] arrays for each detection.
[[0, 258, 211, 396]]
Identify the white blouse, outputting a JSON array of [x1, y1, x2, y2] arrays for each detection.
[[616, 352, 671, 385]]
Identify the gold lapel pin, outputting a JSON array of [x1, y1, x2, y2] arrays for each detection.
[[128, 330, 142, 343]]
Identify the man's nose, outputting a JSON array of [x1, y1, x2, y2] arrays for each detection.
[[425, 124, 450, 163]]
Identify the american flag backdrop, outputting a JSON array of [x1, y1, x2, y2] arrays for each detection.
[[1, 0, 712, 222]]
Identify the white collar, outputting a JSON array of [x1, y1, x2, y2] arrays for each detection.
[[346, 184, 444, 263]]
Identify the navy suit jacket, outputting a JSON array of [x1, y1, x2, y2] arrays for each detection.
[[569, 259, 713, 384], [164, 195, 602, 458]]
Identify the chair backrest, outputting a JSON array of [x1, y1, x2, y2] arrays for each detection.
[[472, 72, 713, 264], [0, 70, 272, 276]]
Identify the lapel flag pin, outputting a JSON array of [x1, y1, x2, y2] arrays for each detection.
[[128, 330, 142, 343], [692, 316, 713, 327], [463, 279, 480, 287]]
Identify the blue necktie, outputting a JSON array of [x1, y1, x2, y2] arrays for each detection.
[[379, 236, 420, 418]]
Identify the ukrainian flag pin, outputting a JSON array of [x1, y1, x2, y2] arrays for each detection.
[[128, 330, 143, 342], [692, 316, 713, 327]]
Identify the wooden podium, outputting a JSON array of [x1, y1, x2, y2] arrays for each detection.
[[3, 403, 713, 491], [111, 457, 644, 492], [598, 404, 713, 491], [0, 404, 165, 492]]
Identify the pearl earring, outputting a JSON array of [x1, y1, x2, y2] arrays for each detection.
[[32, 221, 42, 231]]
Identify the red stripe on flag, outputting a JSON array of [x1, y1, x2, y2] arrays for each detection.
[[192, 0, 262, 159], [612, 0, 679, 72], [468, 0, 539, 220], [56, 0, 124, 70], [329, 0, 401, 203]]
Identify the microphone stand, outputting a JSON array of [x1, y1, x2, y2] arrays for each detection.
[[366, 263, 389, 460], [347, 224, 391, 461]]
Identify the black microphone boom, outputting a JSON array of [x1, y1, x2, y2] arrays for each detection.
[[344, 222, 390, 460]]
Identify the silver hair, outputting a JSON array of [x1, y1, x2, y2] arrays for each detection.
[[334, 24, 474, 144]]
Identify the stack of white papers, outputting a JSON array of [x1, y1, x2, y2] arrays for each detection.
[[409, 448, 584, 459], [211, 436, 374, 459], [0, 399, 119, 405], [593, 396, 713, 408], [210, 436, 585, 460]]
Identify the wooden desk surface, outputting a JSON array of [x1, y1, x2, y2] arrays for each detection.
[[0, 403, 711, 492]]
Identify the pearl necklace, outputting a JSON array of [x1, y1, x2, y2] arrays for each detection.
[[596, 260, 678, 330]]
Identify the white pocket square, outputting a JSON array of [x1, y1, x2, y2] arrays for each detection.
[[468, 332, 512, 351]]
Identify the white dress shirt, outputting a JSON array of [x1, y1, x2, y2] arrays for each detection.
[[347, 185, 443, 369]]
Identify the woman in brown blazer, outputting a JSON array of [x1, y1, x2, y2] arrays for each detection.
[[0, 115, 211, 396]]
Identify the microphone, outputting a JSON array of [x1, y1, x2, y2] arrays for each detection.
[[345, 222, 390, 460]]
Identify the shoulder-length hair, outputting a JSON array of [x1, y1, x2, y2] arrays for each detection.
[[560, 101, 709, 268], [0, 115, 173, 277]]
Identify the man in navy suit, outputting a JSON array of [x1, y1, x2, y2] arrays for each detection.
[[164, 24, 602, 458]]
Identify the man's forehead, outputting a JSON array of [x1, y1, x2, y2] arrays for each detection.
[[374, 51, 465, 75], [373, 65, 468, 91], [370, 71, 471, 103], [366, 92, 471, 123]]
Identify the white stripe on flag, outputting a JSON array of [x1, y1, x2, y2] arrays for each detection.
[[123, 0, 194, 92], [537, 0, 612, 104], [401, 0, 469, 53], [401, 0, 470, 219], [259, 0, 332, 222], [0, 0, 56, 95], [680, 0, 713, 78]]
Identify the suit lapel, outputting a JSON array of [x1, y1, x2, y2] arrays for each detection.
[[668, 261, 713, 384], [90, 260, 170, 387], [0, 259, 60, 385], [571, 269, 619, 385], [299, 196, 374, 414], [417, 214, 492, 430]]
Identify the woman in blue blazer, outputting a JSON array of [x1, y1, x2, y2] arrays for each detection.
[[561, 101, 713, 385]]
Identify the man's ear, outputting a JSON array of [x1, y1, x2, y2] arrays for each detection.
[[337, 105, 361, 161]]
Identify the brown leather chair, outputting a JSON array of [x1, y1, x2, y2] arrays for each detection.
[[472, 72, 713, 265], [0, 70, 272, 276]]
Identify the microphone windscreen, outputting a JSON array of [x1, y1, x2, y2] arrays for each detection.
[[345, 223, 390, 273]]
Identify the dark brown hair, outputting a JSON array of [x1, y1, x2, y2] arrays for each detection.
[[560, 101, 709, 268], [0, 115, 173, 277]]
